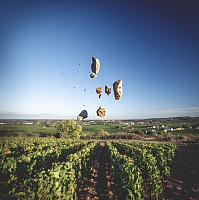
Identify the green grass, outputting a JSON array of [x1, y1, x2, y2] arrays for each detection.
[[81, 124, 123, 134], [0, 124, 56, 136], [170, 129, 199, 137], [0, 124, 123, 136], [0, 123, 198, 138]]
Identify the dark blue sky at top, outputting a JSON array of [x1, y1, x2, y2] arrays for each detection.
[[0, 0, 199, 119]]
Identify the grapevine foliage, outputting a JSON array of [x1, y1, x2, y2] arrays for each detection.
[[0, 137, 176, 199]]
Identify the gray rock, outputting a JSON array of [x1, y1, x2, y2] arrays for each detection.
[[77, 110, 88, 121]]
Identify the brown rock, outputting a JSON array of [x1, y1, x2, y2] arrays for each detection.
[[105, 85, 111, 95], [90, 73, 97, 78], [113, 79, 123, 100], [90, 56, 100, 78], [96, 87, 102, 94], [77, 115, 83, 121], [96, 106, 106, 118]]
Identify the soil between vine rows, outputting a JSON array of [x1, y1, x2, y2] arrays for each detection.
[[160, 142, 199, 200], [77, 142, 199, 200], [78, 142, 114, 199]]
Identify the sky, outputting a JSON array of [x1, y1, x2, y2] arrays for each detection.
[[0, 0, 199, 120]]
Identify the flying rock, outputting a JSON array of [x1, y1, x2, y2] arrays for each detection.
[[77, 110, 88, 121], [105, 85, 111, 95], [96, 106, 106, 118], [113, 79, 123, 100], [90, 56, 100, 78], [96, 87, 102, 94]]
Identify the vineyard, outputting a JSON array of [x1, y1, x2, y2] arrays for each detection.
[[0, 137, 180, 199]]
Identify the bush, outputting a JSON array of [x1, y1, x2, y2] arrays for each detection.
[[151, 132, 158, 137], [96, 129, 110, 139], [56, 120, 82, 139]]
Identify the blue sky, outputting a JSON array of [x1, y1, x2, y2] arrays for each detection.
[[0, 0, 199, 119]]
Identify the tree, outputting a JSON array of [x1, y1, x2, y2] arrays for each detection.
[[56, 120, 82, 139]]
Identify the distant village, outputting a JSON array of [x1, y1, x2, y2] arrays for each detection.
[[0, 116, 199, 134]]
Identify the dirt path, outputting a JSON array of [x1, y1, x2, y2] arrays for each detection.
[[78, 142, 114, 200]]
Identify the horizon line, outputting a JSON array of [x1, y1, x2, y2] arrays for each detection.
[[0, 116, 198, 121]]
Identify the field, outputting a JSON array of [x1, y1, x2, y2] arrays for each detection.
[[0, 124, 57, 136], [0, 124, 119, 136], [1, 137, 199, 199], [0, 121, 199, 137], [81, 124, 124, 134]]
